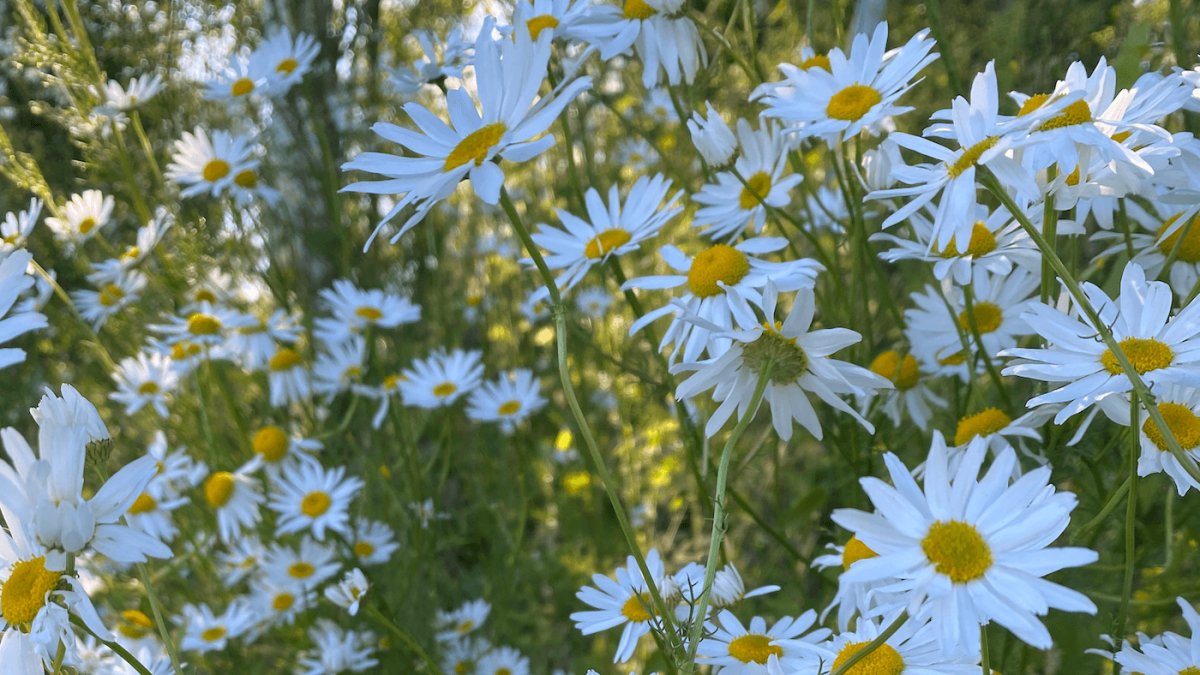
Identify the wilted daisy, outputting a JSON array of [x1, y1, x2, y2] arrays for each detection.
[[250, 28, 319, 93], [267, 462, 364, 540], [179, 600, 257, 652], [437, 599, 492, 642], [399, 348, 484, 409], [44, 190, 113, 245], [755, 23, 938, 142], [530, 174, 682, 296], [570, 549, 677, 663], [349, 517, 399, 565], [0, 249, 47, 370], [341, 18, 591, 246], [1002, 262, 1200, 424], [73, 270, 147, 331], [674, 561, 780, 610], [109, 351, 177, 417], [688, 102, 737, 166], [693, 119, 802, 241], [1110, 597, 1200, 674], [324, 568, 369, 616], [314, 279, 421, 344], [1, 198, 41, 252], [296, 620, 379, 675], [831, 434, 1098, 655], [203, 463, 265, 542], [674, 284, 891, 440], [466, 369, 547, 433], [697, 610, 828, 673], [166, 127, 255, 198]]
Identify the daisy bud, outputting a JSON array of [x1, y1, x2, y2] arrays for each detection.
[[687, 103, 737, 167]]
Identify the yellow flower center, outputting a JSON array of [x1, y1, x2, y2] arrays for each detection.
[[623, 0, 656, 19], [738, 171, 772, 210], [79, 216, 98, 234], [620, 593, 653, 622], [117, 609, 154, 639], [172, 341, 202, 360], [1, 557, 61, 627], [230, 78, 254, 97], [743, 322, 809, 383], [798, 53, 831, 71], [121, 245, 141, 261], [496, 669, 512, 675], [841, 536, 879, 570], [497, 400, 522, 416], [301, 491, 332, 517], [270, 348, 302, 371], [252, 425, 290, 462], [946, 136, 1000, 178], [1180, 668, 1200, 675], [137, 381, 159, 395], [939, 350, 966, 366], [187, 312, 223, 336], [354, 541, 376, 557], [1156, 214, 1200, 263], [204, 471, 236, 508], [869, 350, 919, 390], [1101, 338, 1174, 375], [527, 14, 559, 40], [234, 169, 257, 189], [584, 228, 632, 259], [203, 159, 231, 183], [1017, 93, 1050, 116], [128, 492, 157, 514], [457, 619, 475, 633], [953, 408, 1011, 446], [444, 123, 507, 171], [728, 634, 783, 664], [1142, 402, 1200, 451], [201, 626, 227, 642], [826, 84, 882, 122], [921, 520, 993, 583], [276, 58, 299, 74], [956, 301, 1002, 334], [194, 289, 217, 304], [831, 641, 904, 675], [99, 284, 125, 307], [687, 244, 751, 297], [383, 374, 402, 389], [356, 306, 383, 321], [272, 593, 295, 611], [288, 562, 315, 579], [940, 222, 997, 258], [1040, 99, 1093, 131], [433, 382, 458, 397]]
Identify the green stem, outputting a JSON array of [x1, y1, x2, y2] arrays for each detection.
[[364, 605, 441, 672], [138, 562, 185, 674], [830, 612, 908, 675], [981, 624, 991, 674], [1070, 475, 1131, 544], [1116, 398, 1138, 640], [69, 615, 154, 675]]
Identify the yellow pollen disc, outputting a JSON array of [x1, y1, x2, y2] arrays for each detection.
[[583, 228, 632, 259], [234, 169, 257, 188], [956, 301, 1002, 334], [687, 244, 751, 297], [457, 619, 475, 633], [118, 609, 153, 638], [869, 351, 920, 390], [272, 593, 295, 611], [444, 123, 507, 171], [356, 306, 383, 321], [1101, 337, 1174, 375], [826, 84, 882, 122], [738, 171, 773, 210], [383, 374, 402, 389], [121, 245, 140, 261], [252, 426, 290, 462], [841, 536, 879, 570], [496, 669, 512, 675], [194, 289, 217, 304], [939, 350, 966, 366], [1017, 93, 1050, 117], [728, 634, 783, 664], [831, 641, 904, 675], [129, 492, 157, 514], [1, 557, 61, 626], [203, 159, 231, 183], [354, 541, 376, 557], [433, 381, 458, 397], [1065, 165, 1082, 186], [454, 662, 471, 675], [288, 562, 315, 579], [78, 217, 98, 234], [344, 365, 363, 379], [99, 284, 125, 307], [1040, 99, 1093, 131], [1156, 214, 1200, 263], [187, 312, 223, 336], [204, 472, 236, 508], [620, 593, 653, 622], [497, 400, 522, 416], [946, 136, 1000, 178], [1142, 402, 1200, 451], [137, 381, 160, 395], [201, 626, 227, 642], [301, 491, 333, 517], [270, 348, 302, 371], [1180, 668, 1200, 675], [744, 324, 809, 383], [527, 14, 559, 40], [798, 53, 831, 71], [276, 58, 299, 74], [953, 407, 1012, 446], [1112, 130, 1133, 143], [230, 78, 254, 97], [921, 520, 993, 583], [623, 0, 656, 19]]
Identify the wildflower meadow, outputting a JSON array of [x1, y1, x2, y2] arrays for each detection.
[[3, 0, 1200, 673]]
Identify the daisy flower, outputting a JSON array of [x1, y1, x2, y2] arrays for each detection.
[[399, 348, 484, 409], [697, 610, 829, 673], [578, 0, 705, 87], [1002, 262, 1200, 424], [203, 463, 265, 542], [123, 481, 188, 544], [267, 462, 364, 540], [311, 335, 367, 398], [353, 372, 405, 429], [152, 303, 253, 350], [314, 278, 421, 344], [1, 198, 41, 252], [0, 250, 48, 370], [688, 102, 737, 167], [798, 613, 981, 674], [570, 549, 678, 663], [1130, 384, 1200, 495], [250, 579, 315, 627], [249, 424, 322, 475], [576, 286, 613, 318], [861, 349, 947, 430], [811, 536, 906, 631], [262, 537, 342, 588], [348, 517, 399, 565], [1101, 201, 1200, 297], [203, 58, 267, 101], [217, 535, 266, 586], [341, 18, 591, 247], [437, 599, 492, 642], [693, 119, 802, 241], [296, 620, 379, 675], [73, 270, 147, 331], [944, 406, 1054, 469], [1110, 597, 1200, 674], [466, 369, 547, 433], [674, 284, 891, 441], [324, 568, 369, 616], [441, 636, 492, 675], [754, 23, 938, 143], [89, 209, 174, 285], [226, 308, 302, 370], [674, 562, 780, 610], [623, 238, 823, 363], [98, 73, 163, 111], [44, 190, 113, 245], [250, 28, 319, 93], [144, 430, 207, 493], [831, 433, 1098, 655], [178, 600, 257, 653], [165, 127, 255, 198], [530, 174, 682, 296], [109, 351, 178, 417], [388, 26, 472, 97], [511, 0, 597, 43], [476, 646, 530, 675], [266, 345, 312, 408]]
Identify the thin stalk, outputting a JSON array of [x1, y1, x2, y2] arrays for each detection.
[[129, 110, 163, 185], [1070, 475, 1131, 544], [830, 612, 908, 675], [1116, 398, 1138, 639], [363, 605, 441, 672], [138, 562, 185, 674], [981, 624, 991, 674], [683, 367, 773, 669], [69, 615, 154, 675]]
